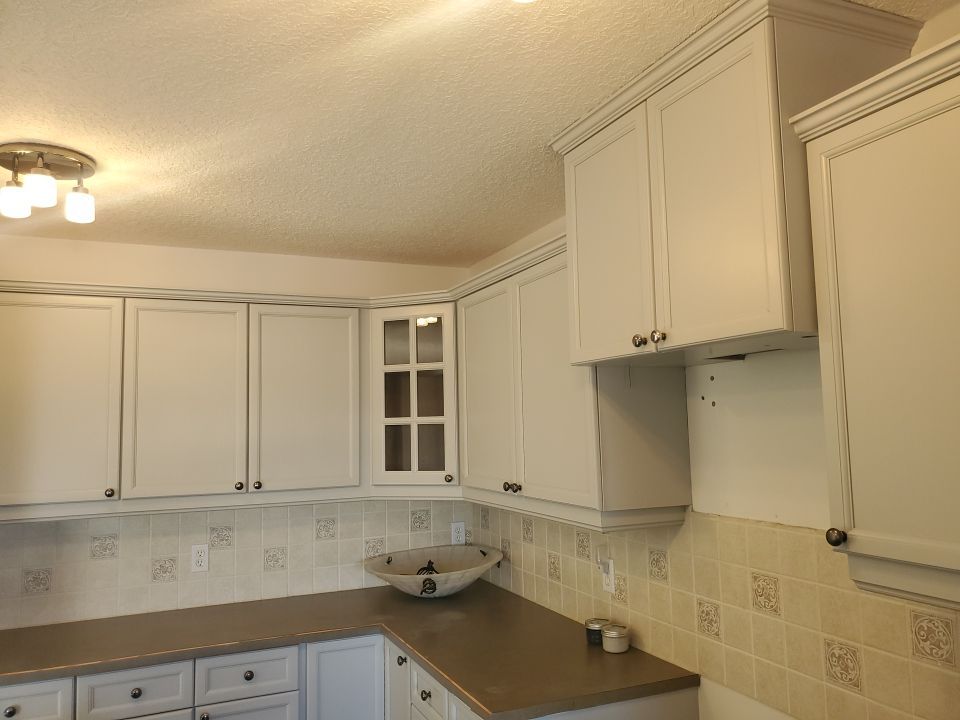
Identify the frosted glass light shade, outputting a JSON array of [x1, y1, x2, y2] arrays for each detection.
[[0, 181, 31, 218], [23, 169, 57, 208], [65, 186, 95, 223]]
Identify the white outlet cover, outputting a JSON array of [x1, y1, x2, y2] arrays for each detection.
[[450, 521, 466, 545], [191, 543, 209, 572], [601, 559, 615, 593]]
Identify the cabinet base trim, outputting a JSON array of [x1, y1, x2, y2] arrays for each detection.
[[847, 553, 960, 611]]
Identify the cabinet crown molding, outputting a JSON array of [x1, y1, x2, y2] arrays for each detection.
[[549, 0, 920, 156], [791, 35, 960, 141]]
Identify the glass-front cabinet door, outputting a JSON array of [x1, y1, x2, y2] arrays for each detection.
[[370, 303, 457, 485]]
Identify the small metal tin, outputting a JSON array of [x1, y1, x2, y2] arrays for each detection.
[[585, 617, 609, 645], [601, 624, 630, 654]]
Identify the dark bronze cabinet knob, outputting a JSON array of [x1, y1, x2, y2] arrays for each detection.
[[4, 706, 17, 718], [104, 488, 115, 498], [252, 481, 262, 490], [234, 482, 244, 491], [397, 656, 407, 666], [825, 528, 848, 547], [130, 688, 142, 700], [420, 690, 431, 702], [200, 714, 210, 720], [444, 474, 454, 483], [503, 482, 510, 492], [243, 670, 254, 681]]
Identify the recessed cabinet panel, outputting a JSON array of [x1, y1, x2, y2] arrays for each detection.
[[0, 678, 73, 720], [0, 294, 122, 505], [306, 636, 384, 720], [122, 299, 247, 498], [250, 305, 359, 492]]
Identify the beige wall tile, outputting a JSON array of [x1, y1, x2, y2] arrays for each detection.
[[909, 662, 960, 720], [816, 544, 856, 590], [787, 623, 824, 679], [718, 519, 748, 566], [720, 562, 751, 609], [756, 659, 790, 714], [722, 604, 753, 652], [779, 529, 818, 581], [782, 577, 822, 630], [826, 685, 868, 720], [649, 581, 672, 623], [692, 514, 719, 559], [725, 647, 756, 698], [862, 649, 913, 713], [820, 586, 863, 643], [789, 670, 827, 720], [753, 613, 787, 665], [698, 637, 725, 683], [860, 594, 908, 656], [866, 702, 913, 720], [747, 524, 780, 573], [672, 589, 696, 632], [694, 556, 722, 601], [673, 628, 699, 672], [650, 619, 674, 659], [670, 552, 694, 592]]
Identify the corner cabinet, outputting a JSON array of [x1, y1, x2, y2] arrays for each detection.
[[459, 254, 691, 530], [555, 1, 918, 364], [369, 304, 458, 486], [306, 636, 384, 720], [795, 40, 960, 609]]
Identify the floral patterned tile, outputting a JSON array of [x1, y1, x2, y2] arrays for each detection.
[[824, 638, 862, 691], [480, 507, 490, 530], [521, 517, 534, 544], [263, 546, 288, 572], [548, 552, 561, 582], [90, 534, 119, 559], [364, 537, 385, 559], [614, 574, 628, 605], [911, 610, 956, 666], [751, 572, 782, 616], [411, 510, 431, 532], [209, 526, 234, 548], [575, 530, 591, 561], [315, 517, 337, 540], [697, 598, 721, 638], [22, 568, 52, 594], [151, 557, 177, 583], [649, 548, 669, 583], [500, 539, 512, 563]]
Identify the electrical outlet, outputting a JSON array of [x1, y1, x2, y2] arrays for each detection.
[[450, 521, 466, 545], [601, 559, 615, 593], [191, 544, 209, 572]]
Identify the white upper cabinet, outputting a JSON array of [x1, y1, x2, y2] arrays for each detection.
[[122, 299, 248, 498], [796, 41, 960, 609], [553, 1, 918, 364], [369, 303, 458, 486], [249, 305, 359, 492], [0, 293, 122, 505]]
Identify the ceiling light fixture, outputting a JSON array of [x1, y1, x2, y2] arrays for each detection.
[[0, 142, 97, 223]]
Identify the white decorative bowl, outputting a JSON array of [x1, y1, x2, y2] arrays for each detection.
[[364, 545, 503, 598]]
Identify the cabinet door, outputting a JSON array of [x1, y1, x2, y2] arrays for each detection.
[[0, 294, 122, 504], [564, 104, 657, 363], [457, 283, 518, 493], [249, 305, 359, 492], [0, 678, 73, 720], [808, 74, 960, 605], [515, 258, 601, 508], [647, 23, 787, 349], [306, 636, 384, 720], [122, 299, 247, 498], [384, 641, 410, 720], [370, 304, 458, 486], [447, 695, 480, 720], [196, 691, 299, 720]]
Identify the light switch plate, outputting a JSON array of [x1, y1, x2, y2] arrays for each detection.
[[601, 559, 615, 593], [450, 521, 466, 545]]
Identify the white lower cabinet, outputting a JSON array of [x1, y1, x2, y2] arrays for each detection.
[[196, 691, 298, 720], [76, 661, 194, 720], [195, 647, 298, 706], [0, 678, 74, 720], [445, 696, 479, 720], [384, 640, 410, 720], [408, 662, 445, 720], [306, 636, 384, 720]]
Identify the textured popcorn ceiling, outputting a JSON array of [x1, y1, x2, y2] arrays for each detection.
[[0, 0, 950, 266]]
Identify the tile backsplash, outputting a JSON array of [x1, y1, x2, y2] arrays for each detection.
[[474, 507, 960, 720], [0, 499, 474, 629]]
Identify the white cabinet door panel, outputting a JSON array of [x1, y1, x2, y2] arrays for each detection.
[[195, 646, 298, 706], [0, 678, 73, 720], [385, 640, 410, 720], [306, 636, 384, 720], [249, 305, 359, 491], [196, 690, 298, 720]]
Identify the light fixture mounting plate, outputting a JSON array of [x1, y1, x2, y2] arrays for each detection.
[[0, 142, 96, 179]]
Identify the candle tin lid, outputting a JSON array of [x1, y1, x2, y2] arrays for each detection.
[[601, 624, 629, 638], [585, 618, 610, 630]]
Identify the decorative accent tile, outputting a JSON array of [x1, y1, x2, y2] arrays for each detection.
[[751, 572, 782, 616], [364, 537, 385, 559], [575, 530, 591, 561], [649, 548, 669, 583], [209, 526, 234, 548], [521, 516, 534, 544], [500, 539, 511, 563], [465, 529, 473, 545], [411, 510, 431, 531], [480, 507, 490, 530], [315, 517, 337, 540], [90, 534, 119, 559], [824, 639, 862, 691], [697, 598, 721, 638], [912, 611, 956, 666], [548, 552, 561, 582], [22, 568, 52, 594], [263, 546, 288, 572], [614, 574, 628, 604], [151, 557, 177, 583]]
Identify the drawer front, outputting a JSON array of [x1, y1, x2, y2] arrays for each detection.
[[409, 662, 445, 720], [195, 647, 298, 705], [446, 696, 480, 720], [196, 690, 298, 720], [132, 712, 192, 720], [76, 661, 194, 720], [0, 678, 73, 720], [410, 706, 429, 720]]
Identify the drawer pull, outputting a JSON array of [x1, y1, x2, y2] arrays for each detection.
[[130, 688, 143, 700], [420, 690, 432, 702], [397, 656, 407, 666], [200, 714, 210, 720], [3, 706, 17, 718], [243, 670, 255, 681]]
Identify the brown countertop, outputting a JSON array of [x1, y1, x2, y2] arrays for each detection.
[[0, 581, 698, 719]]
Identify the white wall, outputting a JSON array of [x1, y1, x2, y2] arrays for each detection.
[[913, 1, 960, 54]]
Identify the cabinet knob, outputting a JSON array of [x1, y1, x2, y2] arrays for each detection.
[[200, 714, 210, 720], [397, 656, 407, 666], [420, 690, 432, 702], [234, 482, 244, 491], [252, 481, 262, 490], [444, 474, 454, 483], [243, 670, 255, 681], [825, 528, 848, 547], [503, 482, 511, 492], [650, 329, 667, 344], [104, 488, 115, 498], [130, 688, 142, 700], [509, 483, 522, 494], [632, 334, 648, 348], [4, 706, 17, 718]]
